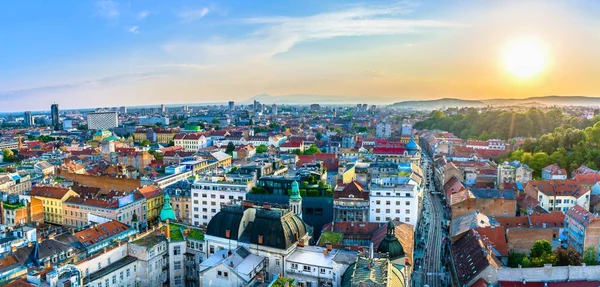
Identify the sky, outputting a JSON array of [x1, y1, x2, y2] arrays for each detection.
[[2, 0, 600, 111]]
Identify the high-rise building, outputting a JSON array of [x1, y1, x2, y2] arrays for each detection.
[[51, 103, 60, 131], [87, 111, 119, 130], [272, 104, 278, 116], [161, 104, 166, 114], [24, 111, 33, 127], [228, 101, 235, 112], [120, 106, 127, 114]]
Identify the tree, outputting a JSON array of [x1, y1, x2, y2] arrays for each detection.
[[140, 139, 151, 147], [315, 131, 323, 140], [303, 144, 321, 156], [292, 149, 302, 155], [555, 248, 582, 266], [583, 247, 598, 266], [225, 142, 236, 155], [256, 144, 268, 154], [531, 240, 553, 258], [508, 251, 526, 268], [2, 149, 15, 162]]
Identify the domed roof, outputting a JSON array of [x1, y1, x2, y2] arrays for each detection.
[[377, 220, 405, 259], [159, 193, 177, 222], [406, 135, 420, 151], [207, 205, 309, 250]]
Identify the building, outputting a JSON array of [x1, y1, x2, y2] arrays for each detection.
[[139, 116, 169, 126], [524, 179, 591, 212], [198, 246, 267, 287], [0, 171, 32, 195], [129, 235, 168, 287], [139, 185, 164, 225], [164, 180, 193, 224], [450, 229, 502, 287], [285, 245, 357, 287], [542, 164, 568, 180], [497, 161, 533, 185], [205, 203, 312, 282], [63, 191, 146, 228], [333, 181, 369, 222], [376, 122, 392, 138], [173, 133, 208, 151], [24, 111, 33, 127], [74, 220, 136, 255], [191, 174, 255, 226], [87, 111, 119, 130], [29, 186, 79, 225], [228, 101, 235, 112], [369, 177, 421, 227], [51, 103, 60, 131], [564, 205, 600, 260]]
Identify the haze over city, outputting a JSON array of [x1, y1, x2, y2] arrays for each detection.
[[3, 0, 600, 111]]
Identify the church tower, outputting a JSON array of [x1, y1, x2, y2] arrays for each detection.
[[289, 180, 303, 219]]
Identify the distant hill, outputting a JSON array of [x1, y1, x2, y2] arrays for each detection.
[[391, 98, 486, 109], [392, 96, 600, 109]]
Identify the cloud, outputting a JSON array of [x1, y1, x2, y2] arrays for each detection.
[[137, 10, 150, 20], [164, 3, 462, 62], [128, 26, 139, 34], [96, 0, 119, 20], [178, 7, 210, 22]]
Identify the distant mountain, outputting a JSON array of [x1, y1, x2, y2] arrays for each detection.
[[391, 98, 486, 109], [392, 96, 600, 109]]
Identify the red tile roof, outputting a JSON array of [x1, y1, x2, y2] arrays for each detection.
[[529, 212, 565, 228], [565, 205, 597, 227], [496, 216, 530, 228], [74, 220, 131, 247], [474, 226, 508, 256], [30, 186, 72, 199], [372, 147, 406, 154], [527, 179, 590, 198], [574, 173, 600, 185], [334, 181, 369, 200]]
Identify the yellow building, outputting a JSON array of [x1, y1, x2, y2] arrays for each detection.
[[29, 186, 79, 225], [139, 185, 165, 225], [132, 130, 148, 143]]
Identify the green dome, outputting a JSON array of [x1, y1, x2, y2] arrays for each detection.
[[377, 220, 405, 259], [159, 194, 177, 222], [290, 180, 301, 201]]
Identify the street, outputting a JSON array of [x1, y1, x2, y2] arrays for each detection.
[[413, 157, 450, 287]]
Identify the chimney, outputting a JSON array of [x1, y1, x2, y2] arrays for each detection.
[[11, 246, 17, 252], [323, 249, 328, 256], [258, 235, 264, 245], [165, 219, 171, 239], [28, 241, 33, 247]]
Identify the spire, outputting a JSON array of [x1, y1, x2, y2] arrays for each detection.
[[159, 194, 177, 222], [290, 180, 301, 201]]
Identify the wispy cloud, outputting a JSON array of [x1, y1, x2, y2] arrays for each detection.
[[137, 10, 150, 20], [128, 26, 139, 34], [164, 3, 461, 62], [96, 0, 119, 20], [178, 7, 210, 22]]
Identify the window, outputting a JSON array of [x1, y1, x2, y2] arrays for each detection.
[[112, 276, 116, 284], [174, 261, 182, 270], [291, 263, 298, 269], [405, 209, 410, 214], [120, 271, 123, 280], [405, 217, 410, 222], [303, 265, 311, 272], [193, 200, 199, 204], [386, 201, 390, 205], [174, 275, 182, 285], [126, 269, 130, 277], [396, 209, 400, 214], [386, 209, 390, 213], [395, 201, 400, 205], [375, 200, 381, 204], [275, 259, 280, 266], [174, 246, 181, 255], [105, 279, 110, 287], [202, 194, 207, 198], [218, 271, 222, 276], [405, 201, 410, 206], [320, 268, 326, 274], [376, 217, 381, 221], [224, 272, 228, 277]]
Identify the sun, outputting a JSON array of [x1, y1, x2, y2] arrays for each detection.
[[502, 37, 548, 79]]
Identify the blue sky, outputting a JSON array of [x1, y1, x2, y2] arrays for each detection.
[[2, 0, 600, 111]]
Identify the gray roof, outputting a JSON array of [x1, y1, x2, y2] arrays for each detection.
[[470, 188, 515, 200]]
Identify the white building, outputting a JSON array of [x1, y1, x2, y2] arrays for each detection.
[[284, 245, 357, 287], [168, 239, 186, 287], [139, 116, 169, 126], [369, 177, 421, 228], [174, 133, 209, 151], [376, 122, 392, 138], [198, 246, 267, 287], [87, 111, 119, 130], [525, 179, 591, 212], [128, 235, 168, 287], [191, 175, 255, 226]]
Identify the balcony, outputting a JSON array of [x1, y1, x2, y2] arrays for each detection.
[[333, 205, 368, 210]]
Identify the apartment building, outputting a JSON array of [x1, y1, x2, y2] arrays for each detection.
[[63, 191, 146, 228], [191, 174, 255, 226], [369, 177, 421, 227], [525, 179, 591, 212], [29, 186, 79, 225]]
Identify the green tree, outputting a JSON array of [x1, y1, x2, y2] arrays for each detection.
[[508, 251, 526, 268], [292, 149, 302, 155], [225, 142, 236, 155], [2, 149, 15, 162], [531, 240, 553, 258], [256, 144, 268, 154], [521, 257, 531, 268], [315, 131, 323, 140], [583, 247, 598, 266], [140, 139, 151, 147], [303, 144, 321, 156]]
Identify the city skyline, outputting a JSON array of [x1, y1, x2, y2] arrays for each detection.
[[3, 0, 600, 111]]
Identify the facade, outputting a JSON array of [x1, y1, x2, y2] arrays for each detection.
[[51, 103, 60, 130], [63, 191, 147, 228], [564, 205, 600, 260], [542, 164, 568, 180], [0, 171, 32, 195], [525, 179, 591, 212], [139, 185, 164, 225], [173, 133, 208, 151], [29, 186, 79, 225], [191, 175, 255, 226], [24, 111, 33, 127], [74, 220, 135, 255], [198, 246, 267, 287], [376, 123, 392, 138], [87, 111, 119, 130], [369, 178, 421, 227], [129, 235, 168, 287], [497, 161, 533, 185], [164, 181, 193, 224], [333, 181, 369, 222], [205, 203, 312, 282]]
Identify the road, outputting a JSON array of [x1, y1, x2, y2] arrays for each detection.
[[413, 157, 449, 287]]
